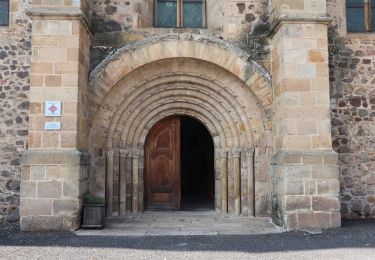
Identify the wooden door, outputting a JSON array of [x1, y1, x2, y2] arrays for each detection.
[[145, 116, 180, 210]]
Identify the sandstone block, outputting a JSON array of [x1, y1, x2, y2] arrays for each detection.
[[30, 62, 54, 74], [304, 180, 317, 195], [45, 75, 62, 87], [330, 212, 341, 227], [30, 102, 42, 114], [37, 181, 62, 199], [60, 132, 77, 148], [312, 164, 339, 179], [285, 180, 304, 195], [283, 165, 311, 179], [29, 132, 42, 148], [63, 181, 80, 198], [20, 199, 52, 216], [302, 154, 323, 164], [32, 35, 58, 47], [21, 182, 36, 198], [62, 165, 81, 180], [41, 132, 60, 148], [312, 196, 340, 211], [46, 166, 62, 181], [53, 199, 79, 215], [285, 195, 311, 211], [311, 135, 331, 149], [30, 165, 45, 181], [34, 47, 67, 62], [298, 212, 331, 229], [284, 212, 298, 230], [21, 166, 30, 181], [317, 180, 339, 195], [21, 216, 63, 231], [54, 62, 79, 74]]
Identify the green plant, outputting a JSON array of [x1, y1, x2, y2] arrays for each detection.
[[84, 194, 105, 205]]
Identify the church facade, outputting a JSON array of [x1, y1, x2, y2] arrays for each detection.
[[0, 0, 374, 231]]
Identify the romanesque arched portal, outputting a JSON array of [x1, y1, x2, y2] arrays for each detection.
[[88, 34, 273, 217]]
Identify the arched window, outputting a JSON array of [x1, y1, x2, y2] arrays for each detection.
[[346, 0, 375, 32], [155, 0, 205, 28], [0, 0, 9, 26]]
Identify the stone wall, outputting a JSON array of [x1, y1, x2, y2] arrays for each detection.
[[89, 0, 271, 72], [0, 0, 31, 225], [328, 0, 375, 218], [328, 24, 375, 218]]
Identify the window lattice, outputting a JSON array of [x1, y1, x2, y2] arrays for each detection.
[[0, 0, 9, 26], [155, 0, 204, 28], [346, 0, 375, 32]]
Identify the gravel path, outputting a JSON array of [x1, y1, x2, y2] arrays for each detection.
[[0, 219, 374, 259]]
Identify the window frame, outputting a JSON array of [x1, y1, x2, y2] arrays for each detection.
[[346, 0, 374, 33], [0, 0, 9, 27], [154, 0, 206, 28]]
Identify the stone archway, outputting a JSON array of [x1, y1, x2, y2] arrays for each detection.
[[88, 34, 273, 217]]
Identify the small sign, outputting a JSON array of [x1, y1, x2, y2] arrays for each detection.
[[45, 101, 62, 117], [45, 122, 61, 130]]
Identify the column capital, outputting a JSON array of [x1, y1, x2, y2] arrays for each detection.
[[229, 149, 241, 158], [119, 148, 132, 158], [243, 147, 255, 157], [105, 148, 115, 158], [132, 149, 143, 159], [216, 149, 228, 158]]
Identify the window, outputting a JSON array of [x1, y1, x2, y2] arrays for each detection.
[[155, 0, 205, 28], [346, 0, 375, 32], [0, 0, 9, 26]]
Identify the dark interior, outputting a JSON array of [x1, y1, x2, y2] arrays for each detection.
[[180, 116, 214, 211]]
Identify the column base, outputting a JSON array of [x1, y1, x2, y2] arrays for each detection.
[[20, 149, 89, 231], [271, 150, 341, 230]]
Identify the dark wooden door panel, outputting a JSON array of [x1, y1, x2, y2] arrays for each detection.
[[145, 116, 180, 210]]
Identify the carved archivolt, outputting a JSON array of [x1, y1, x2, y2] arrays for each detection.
[[88, 34, 272, 217]]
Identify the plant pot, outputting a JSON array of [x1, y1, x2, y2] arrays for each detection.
[[81, 204, 105, 229]]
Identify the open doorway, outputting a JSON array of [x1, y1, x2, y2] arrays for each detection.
[[180, 116, 214, 211]]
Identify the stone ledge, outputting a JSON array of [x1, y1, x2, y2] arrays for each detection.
[[21, 149, 89, 165], [26, 7, 82, 18], [26, 7, 92, 35], [269, 16, 334, 38], [271, 150, 338, 165]]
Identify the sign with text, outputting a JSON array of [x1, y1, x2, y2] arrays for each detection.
[[45, 122, 61, 130], [45, 101, 62, 117]]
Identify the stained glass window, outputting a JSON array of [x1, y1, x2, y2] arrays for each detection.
[[155, 0, 205, 28], [0, 0, 9, 26], [346, 0, 374, 32]]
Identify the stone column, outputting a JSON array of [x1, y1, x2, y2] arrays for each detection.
[[244, 147, 255, 217], [20, 4, 91, 231], [218, 150, 228, 214], [231, 150, 241, 216], [119, 149, 130, 216], [138, 150, 145, 213], [270, 0, 340, 230], [105, 149, 114, 216], [132, 149, 140, 213]]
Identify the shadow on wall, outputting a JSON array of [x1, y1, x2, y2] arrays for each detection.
[[1, 220, 375, 252]]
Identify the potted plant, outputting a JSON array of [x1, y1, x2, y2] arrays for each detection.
[[81, 194, 105, 229]]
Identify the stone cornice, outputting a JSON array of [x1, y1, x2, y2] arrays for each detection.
[[269, 16, 334, 38], [26, 7, 92, 35]]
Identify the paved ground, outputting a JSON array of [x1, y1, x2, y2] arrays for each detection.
[[78, 211, 282, 236], [0, 218, 374, 259]]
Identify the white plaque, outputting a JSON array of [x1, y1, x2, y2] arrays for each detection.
[[45, 101, 62, 117], [45, 122, 61, 130]]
